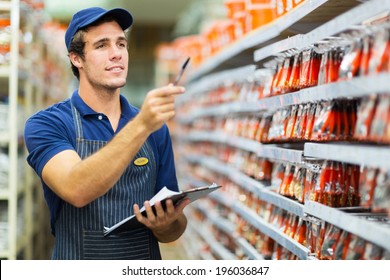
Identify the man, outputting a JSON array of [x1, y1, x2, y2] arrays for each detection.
[[24, 7, 189, 260]]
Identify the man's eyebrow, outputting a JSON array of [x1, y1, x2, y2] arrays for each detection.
[[92, 38, 110, 47], [92, 36, 127, 46], [117, 36, 128, 44]]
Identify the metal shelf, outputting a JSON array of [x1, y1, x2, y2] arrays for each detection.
[[0, 189, 9, 199], [258, 145, 303, 164], [182, 131, 304, 163], [234, 236, 265, 260], [209, 192, 235, 209], [0, 65, 10, 78], [176, 103, 233, 124], [0, 132, 9, 145], [261, 74, 390, 110], [0, 1, 11, 11], [179, 65, 255, 105], [197, 204, 235, 233], [179, 74, 390, 122], [1, 0, 54, 260], [209, 190, 310, 259], [261, 189, 305, 218], [187, 0, 359, 82], [304, 142, 390, 170], [197, 203, 264, 260], [176, 0, 390, 260], [191, 222, 237, 260], [185, 224, 215, 260], [186, 155, 264, 197], [188, 154, 305, 217], [180, 131, 229, 146], [305, 201, 390, 251], [254, 34, 305, 63], [198, 251, 216, 260], [254, 0, 390, 63], [232, 202, 312, 260], [189, 155, 231, 178], [229, 169, 266, 198], [177, 101, 264, 123], [178, 176, 209, 189]]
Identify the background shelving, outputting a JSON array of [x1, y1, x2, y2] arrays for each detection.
[[174, 0, 390, 260], [304, 143, 390, 170], [0, 0, 23, 260], [0, 0, 55, 260], [187, 0, 361, 83], [196, 202, 263, 259], [179, 73, 390, 122], [254, 0, 390, 64], [305, 201, 390, 252], [184, 151, 305, 217]]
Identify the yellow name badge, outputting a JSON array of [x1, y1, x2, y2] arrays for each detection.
[[134, 157, 149, 166]]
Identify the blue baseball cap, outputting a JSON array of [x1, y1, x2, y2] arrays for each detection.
[[65, 7, 133, 50]]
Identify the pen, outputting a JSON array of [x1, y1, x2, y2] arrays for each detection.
[[173, 57, 191, 86]]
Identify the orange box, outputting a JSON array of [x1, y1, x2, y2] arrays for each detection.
[[0, 18, 11, 53], [246, 4, 277, 32], [219, 19, 237, 45], [233, 10, 249, 36], [224, 0, 246, 19], [172, 35, 205, 67], [202, 22, 221, 55], [275, 0, 287, 16], [247, 0, 272, 3]]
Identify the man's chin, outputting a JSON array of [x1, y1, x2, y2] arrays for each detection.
[[107, 79, 127, 89]]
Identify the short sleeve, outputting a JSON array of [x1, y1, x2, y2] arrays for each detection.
[[24, 110, 75, 178]]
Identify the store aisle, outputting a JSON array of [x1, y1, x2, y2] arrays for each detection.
[[160, 238, 190, 260]]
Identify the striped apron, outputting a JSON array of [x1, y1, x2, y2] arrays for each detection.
[[51, 102, 161, 259]]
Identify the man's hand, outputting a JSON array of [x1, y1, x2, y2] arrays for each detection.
[[136, 84, 185, 133], [133, 198, 190, 243]]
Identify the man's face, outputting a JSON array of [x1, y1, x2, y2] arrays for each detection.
[[79, 21, 129, 91]]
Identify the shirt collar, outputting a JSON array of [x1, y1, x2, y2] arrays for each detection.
[[70, 90, 135, 120]]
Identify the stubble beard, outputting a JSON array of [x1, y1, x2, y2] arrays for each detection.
[[88, 74, 127, 95]]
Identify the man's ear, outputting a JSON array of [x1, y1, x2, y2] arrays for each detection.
[[69, 52, 83, 69]]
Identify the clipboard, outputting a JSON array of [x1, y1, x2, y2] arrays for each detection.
[[103, 183, 221, 236]]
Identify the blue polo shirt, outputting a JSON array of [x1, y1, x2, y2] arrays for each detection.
[[24, 90, 178, 234]]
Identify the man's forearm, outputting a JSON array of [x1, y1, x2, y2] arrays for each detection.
[[72, 116, 153, 201], [42, 116, 152, 207]]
